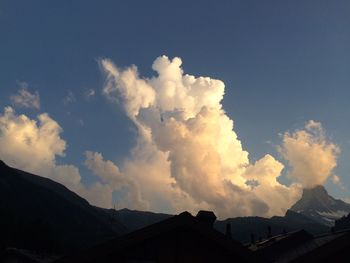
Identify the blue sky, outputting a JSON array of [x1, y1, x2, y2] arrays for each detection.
[[1, 0, 350, 213]]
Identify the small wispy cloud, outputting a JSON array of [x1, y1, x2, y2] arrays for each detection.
[[10, 82, 40, 110], [63, 90, 76, 105], [332, 175, 344, 189], [85, 89, 95, 100]]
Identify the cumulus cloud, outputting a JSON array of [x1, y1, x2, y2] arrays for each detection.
[[101, 60, 156, 120], [2, 56, 341, 219], [84, 151, 147, 209], [100, 56, 302, 218], [279, 120, 340, 188], [0, 106, 112, 208], [10, 83, 40, 110]]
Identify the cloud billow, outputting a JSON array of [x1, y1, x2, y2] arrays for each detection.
[[0, 56, 340, 218], [279, 120, 340, 188], [0, 107, 115, 208], [99, 56, 307, 218]]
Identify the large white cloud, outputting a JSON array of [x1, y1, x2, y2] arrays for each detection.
[[1, 56, 341, 219], [0, 106, 112, 208], [84, 151, 147, 210], [99, 56, 306, 218]]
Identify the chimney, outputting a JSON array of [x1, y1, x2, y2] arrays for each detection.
[[196, 210, 216, 228], [225, 223, 232, 239], [250, 233, 255, 244], [267, 226, 272, 238], [282, 228, 287, 235]]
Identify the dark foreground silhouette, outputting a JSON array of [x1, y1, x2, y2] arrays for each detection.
[[1, 160, 350, 262]]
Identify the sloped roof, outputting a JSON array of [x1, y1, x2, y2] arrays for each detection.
[[250, 229, 350, 263], [0, 247, 59, 263], [291, 229, 350, 262], [57, 211, 256, 262], [251, 229, 313, 251]]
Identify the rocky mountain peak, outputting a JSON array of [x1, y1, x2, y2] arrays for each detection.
[[290, 185, 350, 226], [298, 185, 335, 206]]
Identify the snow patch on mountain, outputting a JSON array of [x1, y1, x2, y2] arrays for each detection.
[[317, 210, 349, 219], [290, 185, 350, 226]]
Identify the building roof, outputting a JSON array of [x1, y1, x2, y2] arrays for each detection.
[[250, 229, 350, 263], [57, 211, 257, 262], [0, 247, 59, 263], [291, 229, 350, 262]]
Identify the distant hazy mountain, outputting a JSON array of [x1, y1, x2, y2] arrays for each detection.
[[96, 197, 329, 243], [0, 160, 127, 253], [107, 207, 328, 243], [290, 185, 350, 226], [215, 209, 328, 243], [106, 208, 172, 231]]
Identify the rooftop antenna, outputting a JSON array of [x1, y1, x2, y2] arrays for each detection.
[[110, 202, 118, 226]]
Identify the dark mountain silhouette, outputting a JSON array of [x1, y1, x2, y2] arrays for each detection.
[[0, 160, 127, 253], [215, 210, 328, 243], [101, 207, 172, 231], [0, 159, 329, 254], [290, 185, 350, 226], [335, 213, 350, 231], [56, 211, 257, 263], [107, 208, 328, 243]]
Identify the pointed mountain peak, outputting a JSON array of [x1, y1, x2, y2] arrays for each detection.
[[292, 185, 336, 212], [303, 184, 327, 193], [291, 185, 350, 226], [301, 185, 330, 201]]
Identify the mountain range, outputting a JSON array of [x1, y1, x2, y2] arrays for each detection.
[[1, 160, 346, 252], [0, 160, 127, 253]]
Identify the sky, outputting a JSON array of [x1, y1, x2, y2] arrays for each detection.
[[1, 0, 350, 218]]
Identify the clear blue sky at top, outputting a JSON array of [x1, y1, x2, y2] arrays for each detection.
[[0, 0, 350, 197]]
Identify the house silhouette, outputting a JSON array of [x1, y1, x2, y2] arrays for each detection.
[[56, 211, 257, 263], [249, 228, 350, 263]]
